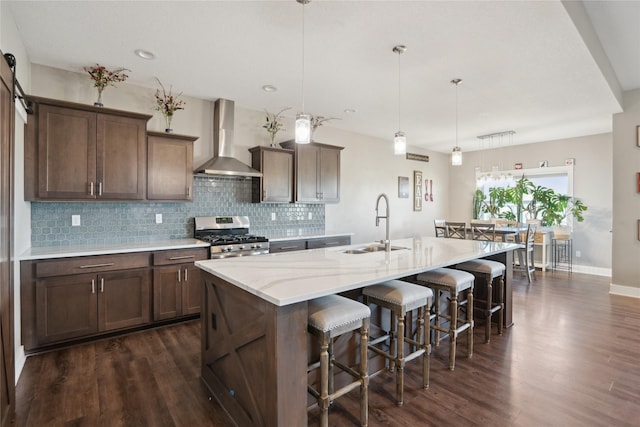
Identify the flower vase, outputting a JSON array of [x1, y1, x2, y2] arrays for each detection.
[[94, 88, 104, 107], [164, 115, 173, 133], [269, 134, 277, 148]]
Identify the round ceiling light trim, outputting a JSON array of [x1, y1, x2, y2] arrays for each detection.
[[134, 49, 156, 60]]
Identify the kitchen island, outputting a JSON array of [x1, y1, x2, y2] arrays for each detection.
[[195, 236, 519, 426]]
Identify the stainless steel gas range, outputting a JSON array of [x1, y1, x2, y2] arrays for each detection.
[[194, 216, 269, 259]]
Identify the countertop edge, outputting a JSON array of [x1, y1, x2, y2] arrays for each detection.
[[20, 239, 211, 261], [268, 233, 354, 243]]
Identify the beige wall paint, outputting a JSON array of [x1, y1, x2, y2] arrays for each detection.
[[449, 133, 613, 274], [611, 89, 640, 296]]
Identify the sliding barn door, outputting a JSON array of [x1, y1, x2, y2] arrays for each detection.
[[0, 51, 16, 427]]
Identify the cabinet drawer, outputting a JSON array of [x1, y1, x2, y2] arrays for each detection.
[[153, 248, 209, 266], [35, 252, 150, 278], [306, 236, 351, 249], [269, 240, 306, 253]]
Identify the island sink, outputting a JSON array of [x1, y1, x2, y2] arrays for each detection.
[[341, 244, 408, 254]]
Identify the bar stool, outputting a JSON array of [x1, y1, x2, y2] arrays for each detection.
[[456, 259, 505, 343], [416, 268, 474, 370], [362, 280, 432, 406], [307, 294, 370, 427]]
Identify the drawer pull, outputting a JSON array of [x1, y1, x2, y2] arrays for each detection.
[[279, 245, 302, 250], [323, 242, 340, 246], [79, 263, 115, 269], [169, 255, 195, 260]]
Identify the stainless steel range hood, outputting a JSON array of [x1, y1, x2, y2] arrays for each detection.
[[194, 99, 262, 177]]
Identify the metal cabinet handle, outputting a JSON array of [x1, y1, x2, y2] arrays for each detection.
[[89, 182, 94, 196], [279, 245, 302, 250], [98, 182, 103, 196], [187, 186, 191, 197], [100, 277, 104, 293], [91, 279, 95, 294], [323, 242, 340, 246], [169, 255, 195, 260], [177, 269, 181, 283], [184, 267, 188, 282], [79, 263, 115, 269]]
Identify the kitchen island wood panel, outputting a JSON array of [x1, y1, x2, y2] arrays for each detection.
[[196, 237, 519, 425]]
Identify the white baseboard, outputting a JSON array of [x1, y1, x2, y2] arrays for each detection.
[[14, 345, 26, 385], [609, 283, 640, 299], [571, 264, 611, 277]]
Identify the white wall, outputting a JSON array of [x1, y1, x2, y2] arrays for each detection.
[[611, 89, 640, 297], [449, 133, 613, 275]]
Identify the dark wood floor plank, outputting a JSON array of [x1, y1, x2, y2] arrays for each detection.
[[14, 271, 640, 426]]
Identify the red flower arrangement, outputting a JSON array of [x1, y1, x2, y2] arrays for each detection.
[[154, 78, 185, 131], [84, 64, 130, 106]]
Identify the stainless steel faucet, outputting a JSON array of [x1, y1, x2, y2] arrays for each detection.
[[375, 193, 391, 252]]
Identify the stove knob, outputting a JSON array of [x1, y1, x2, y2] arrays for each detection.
[[238, 246, 245, 250]]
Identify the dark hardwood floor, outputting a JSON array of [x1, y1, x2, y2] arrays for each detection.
[[14, 271, 640, 426]]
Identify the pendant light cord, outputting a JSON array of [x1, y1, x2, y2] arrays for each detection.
[[397, 48, 401, 131], [301, 1, 306, 113]]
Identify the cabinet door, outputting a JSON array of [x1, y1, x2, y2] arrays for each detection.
[[262, 149, 293, 203], [153, 266, 182, 321], [147, 133, 195, 201], [295, 144, 320, 202], [37, 105, 97, 199], [96, 114, 147, 200], [98, 269, 151, 331], [318, 147, 341, 202], [35, 273, 98, 344], [182, 264, 202, 316]]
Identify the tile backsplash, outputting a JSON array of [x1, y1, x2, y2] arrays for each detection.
[[31, 176, 325, 247]]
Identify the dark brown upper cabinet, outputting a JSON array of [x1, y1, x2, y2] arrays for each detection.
[[280, 141, 343, 203], [249, 146, 294, 203], [25, 97, 151, 201], [147, 131, 197, 201]]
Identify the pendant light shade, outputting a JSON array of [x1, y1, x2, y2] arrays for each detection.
[[451, 78, 463, 166], [394, 131, 406, 155], [393, 45, 407, 155], [451, 146, 462, 166], [295, 0, 311, 144], [295, 113, 311, 144]]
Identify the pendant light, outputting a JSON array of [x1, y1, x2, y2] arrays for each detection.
[[451, 78, 463, 166], [393, 45, 407, 155], [295, 0, 311, 144]]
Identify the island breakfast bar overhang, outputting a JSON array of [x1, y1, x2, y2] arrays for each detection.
[[195, 236, 519, 426]]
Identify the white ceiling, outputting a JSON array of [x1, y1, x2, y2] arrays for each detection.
[[6, 0, 639, 153]]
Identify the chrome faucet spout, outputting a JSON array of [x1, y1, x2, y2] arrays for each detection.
[[375, 193, 391, 252]]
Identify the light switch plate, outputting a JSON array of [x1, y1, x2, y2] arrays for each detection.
[[155, 214, 163, 224], [72, 215, 81, 226]]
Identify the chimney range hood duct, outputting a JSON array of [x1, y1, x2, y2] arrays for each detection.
[[194, 99, 262, 177]]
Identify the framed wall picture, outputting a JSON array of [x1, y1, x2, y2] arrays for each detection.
[[398, 176, 409, 198], [413, 170, 422, 211]]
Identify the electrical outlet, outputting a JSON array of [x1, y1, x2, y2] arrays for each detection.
[[308, 212, 313, 220], [71, 215, 81, 226], [271, 213, 276, 221], [155, 214, 163, 224], [575, 250, 581, 258]]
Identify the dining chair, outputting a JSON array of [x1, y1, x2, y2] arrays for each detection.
[[434, 219, 446, 238], [445, 222, 467, 239], [514, 223, 537, 283], [470, 222, 496, 241]]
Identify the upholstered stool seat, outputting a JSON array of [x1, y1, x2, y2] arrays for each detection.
[[456, 259, 506, 343], [308, 294, 370, 427], [416, 268, 474, 371], [363, 280, 433, 406]]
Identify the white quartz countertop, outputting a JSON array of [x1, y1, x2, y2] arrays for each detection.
[[268, 233, 354, 242], [195, 236, 520, 306], [20, 238, 210, 260]]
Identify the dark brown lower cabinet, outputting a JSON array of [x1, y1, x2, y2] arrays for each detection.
[[153, 263, 202, 321], [35, 269, 150, 344]]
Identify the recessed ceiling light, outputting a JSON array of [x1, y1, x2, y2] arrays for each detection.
[[262, 85, 278, 92], [134, 49, 155, 60], [344, 108, 356, 114]]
